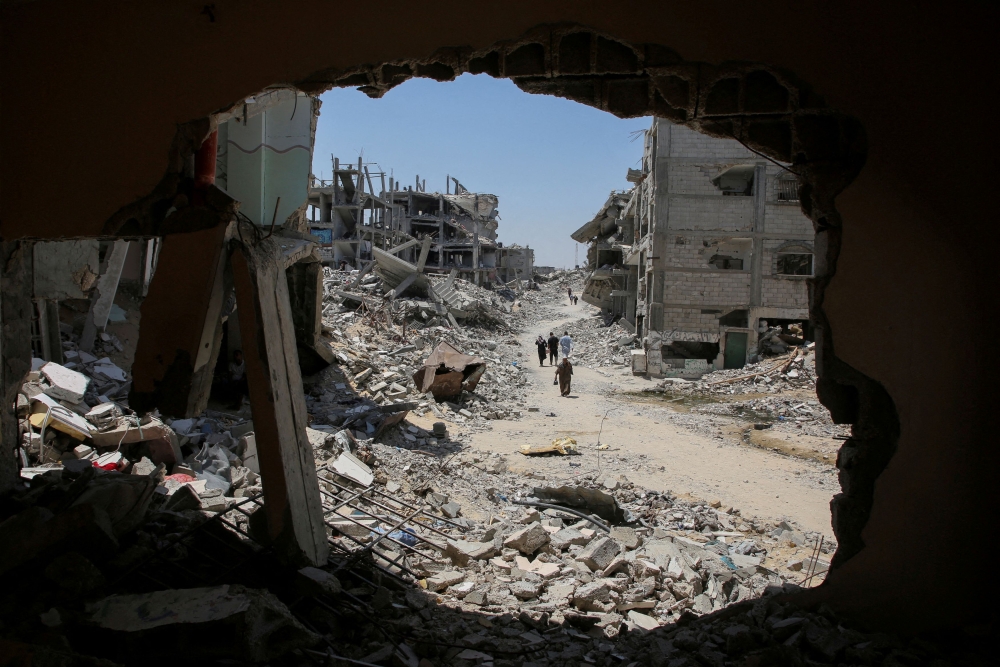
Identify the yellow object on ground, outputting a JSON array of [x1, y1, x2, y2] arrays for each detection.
[[520, 437, 577, 456], [29, 409, 90, 441]]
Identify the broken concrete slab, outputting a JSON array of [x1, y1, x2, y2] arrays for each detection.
[[84, 585, 320, 663], [610, 526, 641, 550], [440, 501, 462, 518], [426, 570, 465, 592], [551, 527, 590, 550], [446, 540, 498, 566], [40, 362, 90, 403], [330, 451, 374, 487], [576, 536, 621, 572], [627, 609, 660, 631], [503, 523, 550, 555], [509, 580, 542, 599]]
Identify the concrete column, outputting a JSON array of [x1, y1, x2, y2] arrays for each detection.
[[473, 232, 480, 285], [438, 220, 445, 270], [750, 163, 768, 309], [231, 237, 328, 567]]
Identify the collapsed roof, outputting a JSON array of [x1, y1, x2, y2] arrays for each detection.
[[571, 191, 632, 243]]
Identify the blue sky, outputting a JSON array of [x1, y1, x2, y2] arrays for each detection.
[[312, 74, 649, 269]]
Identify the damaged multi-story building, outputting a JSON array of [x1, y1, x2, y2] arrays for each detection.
[[307, 170, 532, 286], [575, 118, 813, 377]]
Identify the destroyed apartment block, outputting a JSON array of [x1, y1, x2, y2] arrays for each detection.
[[574, 118, 814, 379], [308, 163, 533, 288]]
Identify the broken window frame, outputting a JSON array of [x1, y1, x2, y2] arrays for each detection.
[[776, 253, 813, 276], [708, 254, 744, 270], [777, 174, 800, 202]]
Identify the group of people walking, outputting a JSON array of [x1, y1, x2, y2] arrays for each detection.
[[535, 331, 574, 396], [567, 287, 578, 305]]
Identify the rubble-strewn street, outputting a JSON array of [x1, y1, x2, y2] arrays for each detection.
[[3, 267, 980, 666]]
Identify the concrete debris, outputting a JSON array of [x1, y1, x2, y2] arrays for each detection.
[[330, 450, 375, 487], [84, 585, 319, 663], [1, 259, 976, 667], [412, 341, 487, 399], [40, 361, 91, 403]]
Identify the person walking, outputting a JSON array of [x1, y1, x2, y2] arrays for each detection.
[[567, 287, 573, 304], [555, 357, 573, 396], [559, 331, 573, 359], [547, 332, 559, 365], [535, 335, 547, 367]]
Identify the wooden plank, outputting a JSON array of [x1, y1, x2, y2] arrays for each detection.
[[231, 237, 329, 566]]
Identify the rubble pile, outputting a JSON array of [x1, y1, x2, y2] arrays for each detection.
[[532, 267, 588, 286], [321, 439, 834, 627], [322, 266, 530, 332], [643, 345, 851, 439], [313, 269, 551, 433], [656, 344, 819, 397], [545, 315, 636, 369], [18, 349, 262, 515]]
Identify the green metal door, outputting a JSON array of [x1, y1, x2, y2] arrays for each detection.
[[724, 332, 748, 369]]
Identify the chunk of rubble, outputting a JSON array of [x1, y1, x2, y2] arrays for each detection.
[[576, 536, 621, 572], [40, 362, 90, 403], [503, 523, 550, 555], [85, 585, 319, 663], [426, 570, 465, 592]]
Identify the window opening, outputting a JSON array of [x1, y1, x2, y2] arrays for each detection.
[[709, 254, 744, 270], [711, 164, 755, 196], [777, 174, 799, 202], [777, 253, 813, 275]]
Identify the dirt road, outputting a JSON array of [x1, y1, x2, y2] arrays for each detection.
[[465, 300, 838, 535]]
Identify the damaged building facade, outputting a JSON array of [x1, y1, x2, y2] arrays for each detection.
[[308, 171, 532, 286], [575, 118, 812, 377]]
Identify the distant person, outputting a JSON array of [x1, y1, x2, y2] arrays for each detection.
[[555, 358, 573, 396], [339, 259, 349, 272], [547, 332, 559, 365], [560, 331, 573, 358], [573, 295, 579, 305], [567, 287, 573, 304], [228, 350, 248, 408], [535, 335, 547, 367]]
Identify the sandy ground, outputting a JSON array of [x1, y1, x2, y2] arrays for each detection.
[[458, 300, 839, 535]]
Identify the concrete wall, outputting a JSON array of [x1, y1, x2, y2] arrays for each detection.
[[2, 0, 998, 634], [661, 270, 752, 307]]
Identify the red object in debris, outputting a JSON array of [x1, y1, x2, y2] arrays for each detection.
[[194, 130, 218, 190], [165, 473, 196, 483], [93, 451, 124, 471]]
